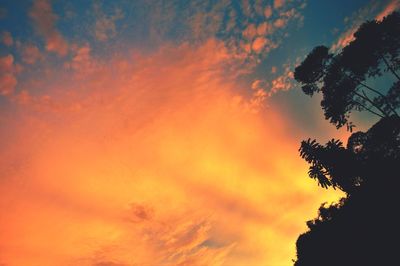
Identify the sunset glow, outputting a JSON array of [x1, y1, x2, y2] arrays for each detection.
[[1, 0, 396, 265]]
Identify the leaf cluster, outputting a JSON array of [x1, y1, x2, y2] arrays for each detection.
[[299, 138, 359, 192]]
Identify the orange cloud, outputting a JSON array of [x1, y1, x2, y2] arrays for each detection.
[[251, 63, 295, 99], [377, 0, 400, 20], [332, 30, 355, 51], [274, 0, 285, 9], [274, 17, 288, 28], [252, 37, 268, 53], [29, 0, 68, 56], [257, 22, 272, 36], [242, 23, 257, 41], [0, 54, 17, 95], [0, 39, 341, 266], [64, 44, 96, 76], [93, 3, 124, 42], [264, 5, 273, 18], [1, 31, 13, 46], [21, 44, 42, 64], [332, 0, 400, 52], [271, 74, 291, 94]]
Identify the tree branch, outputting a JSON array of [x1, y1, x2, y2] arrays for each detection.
[[352, 100, 385, 118], [353, 90, 389, 117], [334, 52, 400, 117], [381, 54, 400, 81], [357, 81, 399, 116]]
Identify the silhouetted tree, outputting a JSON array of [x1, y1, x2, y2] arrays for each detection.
[[294, 12, 400, 130], [299, 138, 360, 193], [293, 11, 400, 266]]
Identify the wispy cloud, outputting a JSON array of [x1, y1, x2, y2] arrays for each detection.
[[20, 44, 42, 65], [0, 1, 351, 265], [0, 38, 341, 265], [246, 58, 299, 106], [376, 0, 400, 20], [1, 31, 13, 46], [331, 0, 400, 52], [64, 43, 96, 76], [29, 0, 69, 56], [130, 0, 306, 72], [0, 54, 18, 95], [93, 2, 124, 42], [264, 5, 273, 18]]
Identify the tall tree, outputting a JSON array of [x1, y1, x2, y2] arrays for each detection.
[[293, 12, 400, 266], [294, 12, 400, 130]]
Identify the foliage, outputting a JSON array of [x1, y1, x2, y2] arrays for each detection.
[[299, 138, 359, 192], [295, 113, 400, 266], [293, 11, 400, 266], [294, 12, 400, 129]]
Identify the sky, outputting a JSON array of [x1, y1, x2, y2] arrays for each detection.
[[0, 0, 398, 265]]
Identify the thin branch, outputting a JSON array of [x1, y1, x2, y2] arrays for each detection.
[[332, 53, 400, 117], [353, 90, 389, 117], [358, 81, 384, 97], [381, 54, 400, 81], [346, 72, 400, 117], [358, 81, 400, 116], [361, 89, 370, 100], [361, 90, 389, 117], [353, 100, 385, 118]]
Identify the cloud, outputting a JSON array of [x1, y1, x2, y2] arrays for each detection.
[[0, 74, 17, 96], [93, 3, 124, 42], [274, 17, 288, 28], [0, 54, 17, 95], [188, 0, 232, 42], [247, 61, 296, 102], [1, 31, 13, 46], [256, 22, 272, 35], [264, 5, 273, 18], [217, 1, 303, 63], [376, 0, 400, 20], [280, 7, 301, 19], [139, 0, 306, 68], [92, 262, 126, 266], [21, 44, 42, 64], [252, 37, 268, 53], [29, 0, 69, 56], [253, 0, 264, 16], [242, 23, 257, 41], [274, 0, 286, 9], [270, 73, 292, 95], [226, 8, 237, 31], [268, 63, 295, 96], [126, 203, 154, 223], [0, 39, 341, 265], [331, 0, 400, 51], [64, 43, 96, 76], [331, 29, 356, 52]]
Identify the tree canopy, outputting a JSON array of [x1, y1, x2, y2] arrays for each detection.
[[294, 12, 400, 130], [293, 11, 400, 266]]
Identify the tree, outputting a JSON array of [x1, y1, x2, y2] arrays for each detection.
[[293, 12, 400, 266], [298, 138, 360, 193], [295, 11, 400, 193], [294, 12, 400, 130]]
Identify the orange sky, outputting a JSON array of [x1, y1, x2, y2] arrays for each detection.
[[0, 39, 343, 266], [2, 0, 397, 264]]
